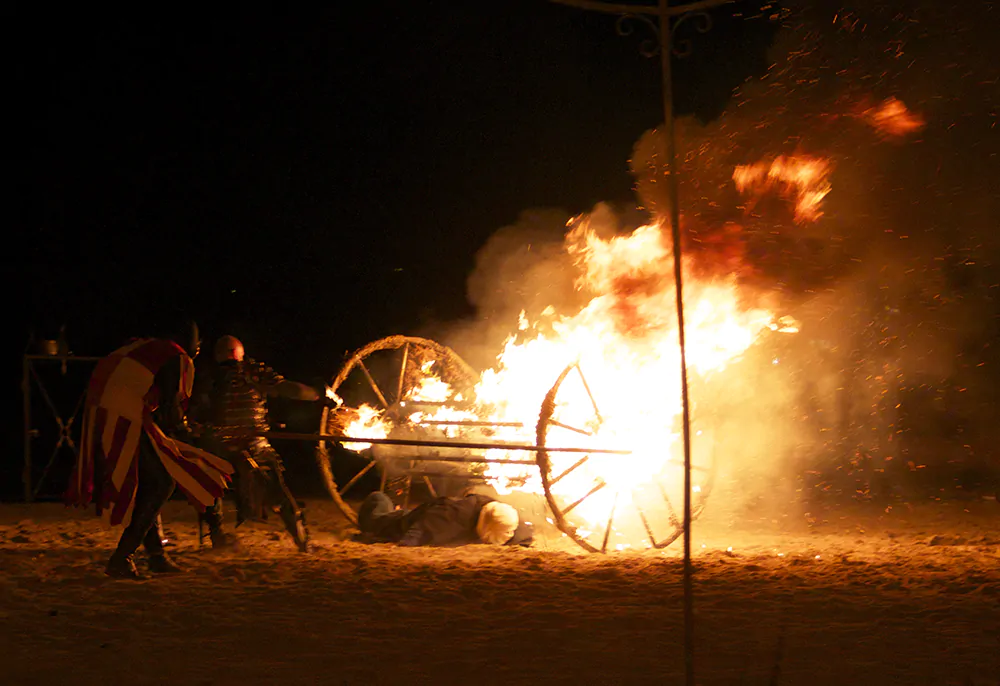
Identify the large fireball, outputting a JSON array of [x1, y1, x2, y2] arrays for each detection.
[[331, 96, 925, 549]]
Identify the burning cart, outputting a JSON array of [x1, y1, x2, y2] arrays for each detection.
[[306, 335, 718, 553]]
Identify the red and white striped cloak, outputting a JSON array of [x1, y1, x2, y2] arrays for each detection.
[[66, 338, 234, 526]]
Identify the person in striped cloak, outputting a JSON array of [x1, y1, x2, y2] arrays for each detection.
[[65, 318, 234, 579]]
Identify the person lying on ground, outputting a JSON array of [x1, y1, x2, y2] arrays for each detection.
[[356, 491, 534, 547]]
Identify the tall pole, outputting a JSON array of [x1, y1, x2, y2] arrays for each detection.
[[549, 2, 729, 683], [22, 355, 33, 502], [657, 3, 695, 683]]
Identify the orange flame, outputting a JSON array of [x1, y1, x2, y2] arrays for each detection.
[[474, 216, 779, 524], [342, 404, 391, 451], [338, 213, 788, 543], [861, 97, 925, 139], [339, 169, 805, 546], [733, 155, 833, 223]]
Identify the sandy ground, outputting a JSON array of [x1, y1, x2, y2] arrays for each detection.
[[1, 493, 998, 686]]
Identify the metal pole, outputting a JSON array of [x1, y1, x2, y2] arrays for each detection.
[[22, 356, 33, 503], [658, 3, 695, 683], [258, 430, 632, 454]]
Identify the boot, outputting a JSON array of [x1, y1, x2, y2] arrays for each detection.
[[291, 518, 309, 553], [147, 553, 183, 574], [280, 506, 309, 553], [210, 529, 238, 550], [106, 553, 142, 580], [201, 500, 238, 550]]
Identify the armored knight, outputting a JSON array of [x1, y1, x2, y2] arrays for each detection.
[[191, 335, 321, 552]]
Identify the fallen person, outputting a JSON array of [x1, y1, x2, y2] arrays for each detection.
[[356, 491, 534, 547]]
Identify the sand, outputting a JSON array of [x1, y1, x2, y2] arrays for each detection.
[[1, 494, 998, 686]]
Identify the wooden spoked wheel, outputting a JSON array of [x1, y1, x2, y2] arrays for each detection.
[[315, 336, 478, 523], [535, 363, 718, 553]]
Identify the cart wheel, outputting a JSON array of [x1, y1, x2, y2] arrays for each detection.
[[535, 362, 717, 553], [316, 335, 478, 523]]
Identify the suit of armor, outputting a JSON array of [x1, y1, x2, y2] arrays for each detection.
[[204, 358, 282, 452], [193, 358, 308, 551]]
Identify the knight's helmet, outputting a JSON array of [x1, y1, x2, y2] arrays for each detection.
[[214, 335, 245, 364]]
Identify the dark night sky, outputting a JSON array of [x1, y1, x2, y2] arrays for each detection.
[[6, 1, 997, 497], [6, 1, 782, 494], [9, 2, 778, 366]]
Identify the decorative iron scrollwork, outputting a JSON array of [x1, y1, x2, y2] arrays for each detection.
[[557, 0, 726, 59], [615, 13, 660, 58], [669, 9, 713, 58]]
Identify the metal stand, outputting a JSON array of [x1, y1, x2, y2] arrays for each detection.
[[21, 354, 101, 502], [549, 3, 731, 683]]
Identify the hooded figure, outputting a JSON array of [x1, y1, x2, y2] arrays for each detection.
[[66, 315, 233, 579]]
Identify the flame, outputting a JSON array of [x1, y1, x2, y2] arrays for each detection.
[[338, 216, 782, 540], [733, 155, 833, 223], [403, 360, 455, 403], [861, 97, 925, 139], [339, 361, 464, 449], [335, 168, 802, 547], [471, 216, 778, 534], [341, 404, 391, 451]]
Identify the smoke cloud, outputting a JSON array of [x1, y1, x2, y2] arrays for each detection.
[[442, 0, 998, 520], [627, 0, 1000, 508], [437, 207, 583, 372]]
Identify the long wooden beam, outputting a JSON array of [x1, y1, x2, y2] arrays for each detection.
[[258, 431, 632, 455]]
